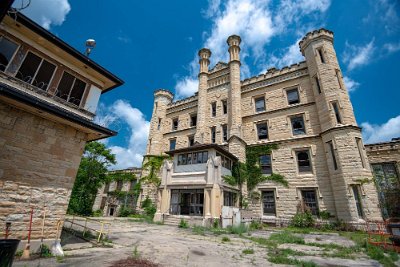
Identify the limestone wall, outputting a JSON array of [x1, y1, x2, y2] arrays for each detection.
[[0, 101, 86, 240]]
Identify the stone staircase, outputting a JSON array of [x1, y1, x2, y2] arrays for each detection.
[[163, 215, 182, 226]]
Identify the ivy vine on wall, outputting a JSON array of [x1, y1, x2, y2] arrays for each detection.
[[141, 155, 170, 186]]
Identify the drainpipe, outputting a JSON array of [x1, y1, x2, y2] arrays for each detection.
[[0, 0, 15, 22]]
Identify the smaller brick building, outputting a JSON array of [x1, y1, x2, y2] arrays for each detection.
[[366, 138, 400, 219], [93, 168, 142, 217], [0, 10, 122, 247]]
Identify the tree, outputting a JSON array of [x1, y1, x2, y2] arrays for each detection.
[[68, 141, 116, 215]]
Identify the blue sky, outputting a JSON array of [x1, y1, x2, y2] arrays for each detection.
[[14, 0, 400, 169]]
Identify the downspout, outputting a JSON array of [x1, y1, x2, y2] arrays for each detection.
[[0, 0, 15, 22]]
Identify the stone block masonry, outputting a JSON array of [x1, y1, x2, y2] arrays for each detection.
[[0, 101, 86, 240]]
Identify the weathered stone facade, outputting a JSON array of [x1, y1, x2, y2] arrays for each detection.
[[0, 10, 122, 246], [143, 28, 382, 224], [92, 168, 141, 216]]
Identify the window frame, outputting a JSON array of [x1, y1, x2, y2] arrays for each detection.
[[332, 101, 342, 124], [314, 75, 322, 94], [259, 154, 272, 175], [256, 122, 269, 140], [327, 141, 338, 170], [254, 96, 266, 113], [211, 102, 217, 117], [301, 189, 319, 215], [352, 185, 364, 218], [190, 114, 197, 127], [211, 126, 216, 143], [286, 88, 300, 105], [188, 135, 194, 147], [291, 115, 306, 135], [56, 70, 87, 107], [222, 99, 228, 115], [222, 124, 228, 142], [262, 190, 276, 216], [296, 150, 312, 173], [316, 47, 326, 64], [172, 118, 179, 131], [0, 35, 20, 72], [169, 138, 176, 151], [16, 50, 57, 92]]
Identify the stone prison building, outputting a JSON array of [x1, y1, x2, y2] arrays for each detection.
[[143, 28, 383, 226], [0, 9, 122, 248]]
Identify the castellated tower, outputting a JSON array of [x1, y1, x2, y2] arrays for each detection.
[[300, 29, 381, 222]]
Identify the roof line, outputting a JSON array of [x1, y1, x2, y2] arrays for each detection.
[[0, 82, 117, 139], [7, 10, 124, 92]]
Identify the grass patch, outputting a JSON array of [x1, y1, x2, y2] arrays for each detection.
[[242, 248, 254, 254], [227, 223, 248, 235], [222, 236, 230, 242], [178, 219, 189, 228], [269, 231, 305, 245], [192, 225, 206, 236], [268, 248, 316, 266]]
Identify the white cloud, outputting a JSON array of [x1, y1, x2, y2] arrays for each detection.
[[343, 76, 360, 93], [13, 0, 71, 30], [266, 39, 303, 69], [175, 0, 331, 98], [175, 77, 198, 99], [361, 115, 400, 144], [96, 100, 150, 170], [342, 40, 375, 71], [383, 42, 400, 54], [363, 0, 400, 34]]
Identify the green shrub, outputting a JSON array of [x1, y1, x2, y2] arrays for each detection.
[[192, 225, 206, 235], [222, 236, 230, 242], [290, 211, 315, 228], [141, 196, 156, 220], [227, 223, 248, 235], [249, 220, 263, 230], [318, 210, 331, 220], [242, 248, 254, 254], [119, 206, 136, 217], [213, 218, 220, 228], [178, 219, 189, 228], [92, 209, 103, 217], [39, 244, 52, 258]]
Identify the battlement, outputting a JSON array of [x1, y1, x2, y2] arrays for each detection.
[[154, 89, 174, 100], [299, 28, 334, 55]]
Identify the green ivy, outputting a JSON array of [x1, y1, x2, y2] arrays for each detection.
[[141, 155, 170, 186], [106, 171, 137, 182]]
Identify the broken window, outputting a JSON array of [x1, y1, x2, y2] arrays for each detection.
[[56, 71, 87, 106], [255, 96, 266, 112], [0, 36, 18, 72], [287, 88, 300, 105], [16, 52, 56, 91], [296, 150, 312, 173], [222, 124, 228, 142], [211, 102, 217, 117], [172, 118, 179, 131], [352, 185, 364, 218], [291, 115, 306, 135], [260, 154, 272, 175], [301, 190, 319, 215], [256, 122, 268, 140], [188, 135, 194, 147], [190, 114, 197, 127], [222, 99, 228, 114], [262, 191, 276, 215], [332, 102, 342, 124], [211, 126, 216, 143]]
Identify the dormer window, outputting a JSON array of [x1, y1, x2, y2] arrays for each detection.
[[16, 51, 56, 91], [56, 71, 87, 106], [0, 36, 18, 72]]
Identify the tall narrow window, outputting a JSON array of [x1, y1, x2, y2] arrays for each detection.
[[315, 76, 321, 94], [352, 185, 364, 218], [157, 118, 161, 130], [222, 100, 228, 114], [291, 115, 306, 135], [301, 190, 319, 215], [356, 138, 366, 168], [188, 135, 194, 147], [116, 180, 123, 191], [332, 102, 342, 124], [56, 72, 86, 106], [222, 124, 228, 142], [260, 154, 272, 175], [262, 191, 276, 215], [287, 88, 300, 105], [16, 52, 56, 91], [317, 48, 325, 63], [169, 139, 176, 150], [0, 36, 18, 72], [172, 118, 179, 131], [327, 141, 338, 170], [335, 69, 343, 89], [190, 114, 197, 127], [256, 122, 268, 140], [211, 126, 216, 143], [296, 150, 312, 172], [255, 96, 266, 112], [211, 102, 217, 117]]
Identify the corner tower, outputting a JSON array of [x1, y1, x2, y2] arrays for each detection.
[[195, 48, 211, 143], [300, 29, 381, 222], [147, 89, 174, 155]]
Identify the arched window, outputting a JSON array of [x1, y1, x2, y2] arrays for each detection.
[[296, 150, 311, 172]]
